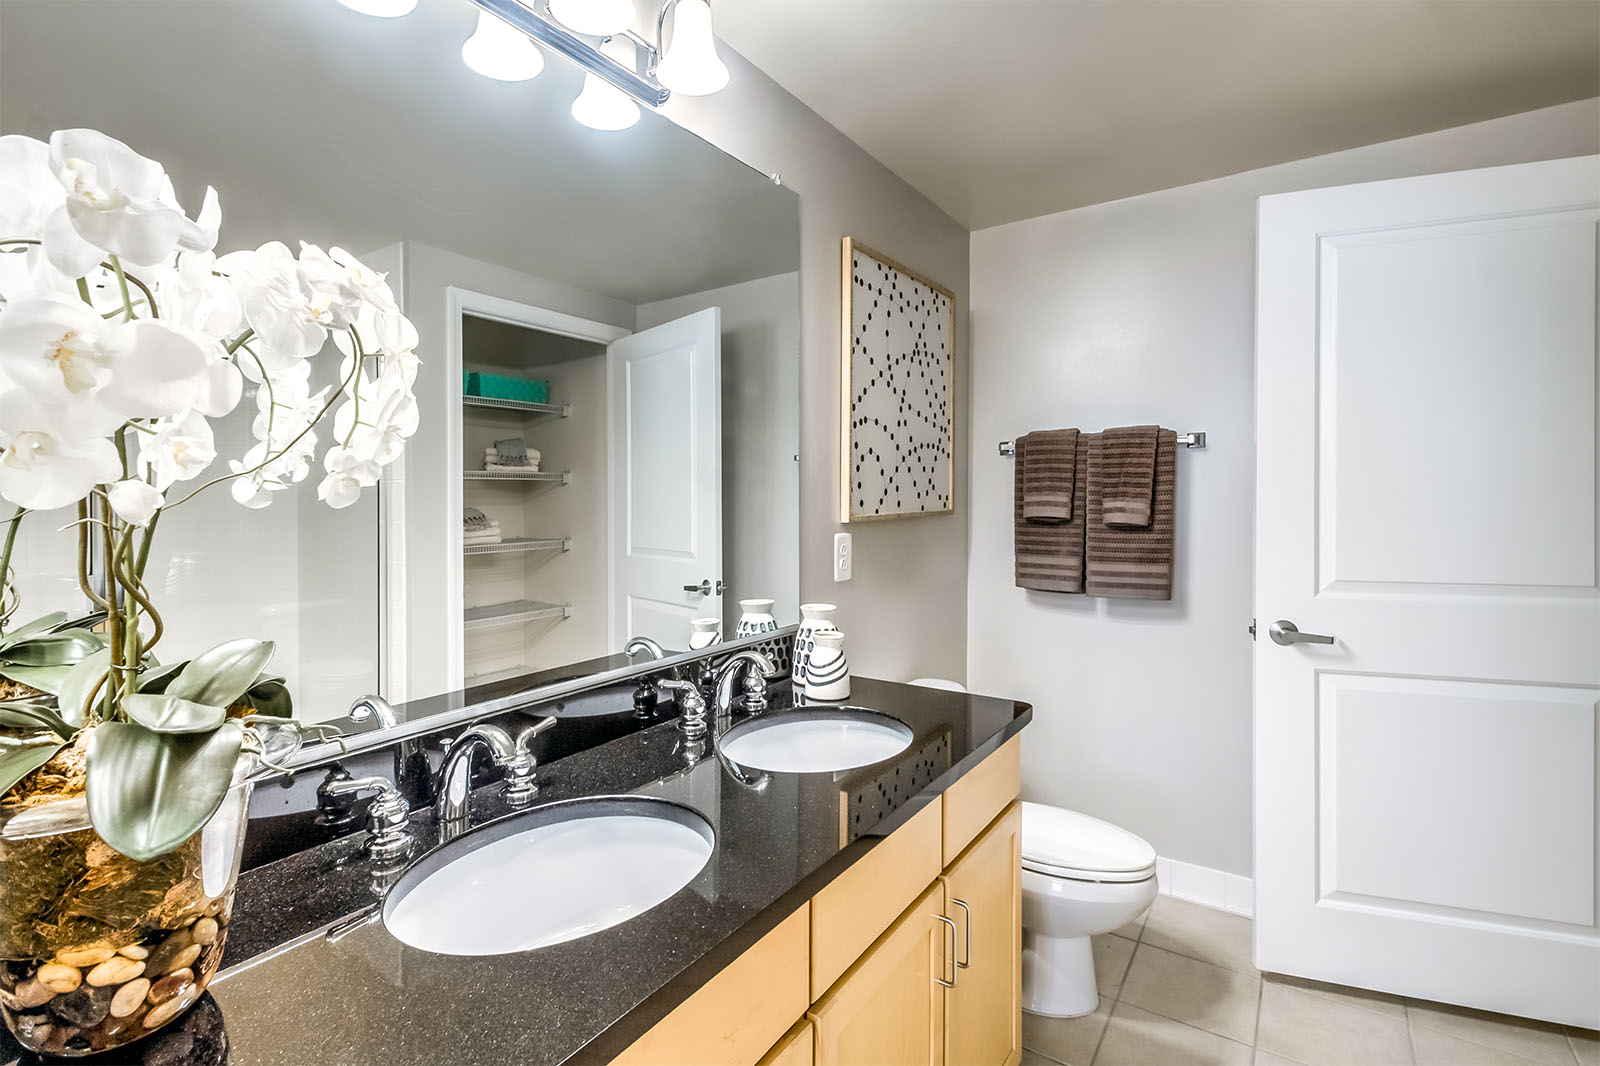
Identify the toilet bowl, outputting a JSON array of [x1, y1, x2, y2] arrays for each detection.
[[1021, 801, 1158, 1018]]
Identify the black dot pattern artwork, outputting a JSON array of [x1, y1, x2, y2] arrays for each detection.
[[847, 245, 954, 518]]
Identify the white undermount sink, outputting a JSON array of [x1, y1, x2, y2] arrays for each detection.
[[718, 708, 914, 774], [383, 797, 713, 956]]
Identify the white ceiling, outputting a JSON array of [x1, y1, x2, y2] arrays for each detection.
[[713, 0, 1600, 230], [0, 0, 799, 305]]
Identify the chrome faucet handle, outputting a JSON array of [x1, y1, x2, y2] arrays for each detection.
[[322, 774, 413, 864], [713, 650, 778, 715], [504, 717, 558, 802], [658, 678, 708, 740]]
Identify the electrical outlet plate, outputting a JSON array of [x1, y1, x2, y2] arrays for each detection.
[[833, 532, 852, 582]]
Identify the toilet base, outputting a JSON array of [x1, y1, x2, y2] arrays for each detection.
[[1022, 929, 1099, 1018]]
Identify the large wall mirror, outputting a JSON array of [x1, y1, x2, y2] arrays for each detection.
[[0, 0, 801, 724]]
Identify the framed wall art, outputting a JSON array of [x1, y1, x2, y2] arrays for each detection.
[[840, 237, 957, 522]]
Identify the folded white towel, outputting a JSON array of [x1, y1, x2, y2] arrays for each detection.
[[485, 461, 541, 473], [464, 533, 502, 546]]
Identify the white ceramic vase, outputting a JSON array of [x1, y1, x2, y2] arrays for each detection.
[[735, 598, 778, 638], [792, 602, 838, 684], [688, 618, 721, 650], [804, 629, 850, 701]]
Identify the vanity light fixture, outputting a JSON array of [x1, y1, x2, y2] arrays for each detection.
[[655, 0, 727, 96], [462, 9, 547, 81], [336, 0, 730, 124], [571, 36, 642, 129]]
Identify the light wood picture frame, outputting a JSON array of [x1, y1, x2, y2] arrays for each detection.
[[840, 238, 957, 523]]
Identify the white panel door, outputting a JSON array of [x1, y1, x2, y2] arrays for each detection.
[[607, 308, 721, 649], [1255, 155, 1600, 1027]]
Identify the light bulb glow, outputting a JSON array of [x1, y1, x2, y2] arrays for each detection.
[[571, 72, 640, 130], [333, 0, 418, 16], [549, 0, 637, 36], [656, 0, 728, 96], [462, 10, 545, 81]]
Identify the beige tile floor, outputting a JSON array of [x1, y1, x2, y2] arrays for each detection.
[[1021, 895, 1599, 1066]]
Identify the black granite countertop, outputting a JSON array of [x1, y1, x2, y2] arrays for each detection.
[[2, 678, 1028, 1066]]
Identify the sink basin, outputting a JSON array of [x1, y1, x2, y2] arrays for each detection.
[[718, 709, 914, 774], [383, 797, 713, 956]]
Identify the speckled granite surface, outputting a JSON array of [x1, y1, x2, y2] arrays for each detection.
[[1, 678, 1028, 1066]]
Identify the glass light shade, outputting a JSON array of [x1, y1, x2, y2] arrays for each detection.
[[571, 37, 641, 130], [571, 73, 640, 130], [549, 0, 636, 36], [333, 0, 418, 16], [462, 11, 545, 81], [656, 0, 728, 96]]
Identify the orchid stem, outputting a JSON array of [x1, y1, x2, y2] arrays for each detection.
[[109, 255, 135, 322]]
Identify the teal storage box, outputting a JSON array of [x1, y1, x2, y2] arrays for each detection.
[[464, 371, 550, 404]]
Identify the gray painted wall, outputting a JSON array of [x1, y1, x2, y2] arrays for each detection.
[[966, 99, 1600, 877], [661, 51, 974, 683]]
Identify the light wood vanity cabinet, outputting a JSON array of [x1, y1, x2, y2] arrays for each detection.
[[942, 802, 1023, 1066], [613, 735, 1022, 1066]]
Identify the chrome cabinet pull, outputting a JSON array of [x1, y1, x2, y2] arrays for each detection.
[[1268, 619, 1335, 646], [951, 898, 972, 968], [935, 914, 959, 988]]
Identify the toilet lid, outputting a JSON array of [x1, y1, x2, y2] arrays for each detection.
[[1021, 802, 1157, 879]]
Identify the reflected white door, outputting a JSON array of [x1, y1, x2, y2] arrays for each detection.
[[1254, 155, 1600, 1026], [607, 308, 722, 649]]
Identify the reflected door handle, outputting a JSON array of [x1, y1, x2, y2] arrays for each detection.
[[682, 580, 726, 596], [1268, 620, 1335, 646]]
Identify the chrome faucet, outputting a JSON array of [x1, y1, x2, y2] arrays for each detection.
[[714, 650, 776, 715], [624, 636, 667, 660], [349, 694, 430, 801], [434, 719, 556, 835], [657, 678, 709, 740]]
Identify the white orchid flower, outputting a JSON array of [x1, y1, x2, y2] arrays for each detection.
[[106, 478, 163, 526], [333, 364, 417, 467], [44, 129, 217, 275], [0, 135, 65, 242], [137, 411, 215, 490], [316, 445, 380, 509], [0, 393, 120, 510], [0, 291, 115, 400], [218, 242, 333, 364], [228, 459, 283, 509], [329, 247, 398, 315], [157, 251, 243, 340]]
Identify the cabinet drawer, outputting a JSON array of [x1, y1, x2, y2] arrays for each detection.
[[812, 798, 942, 997], [942, 735, 1020, 866], [612, 905, 811, 1066], [759, 1019, 815, 1066]]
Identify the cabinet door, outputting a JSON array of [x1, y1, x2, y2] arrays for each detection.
[[809, 883, 948, 1066], [759, 1019, 815, 1066], [943, 803, 1022, 1066]]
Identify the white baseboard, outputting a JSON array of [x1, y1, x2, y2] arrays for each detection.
[[1155, 856, 1254, 918]]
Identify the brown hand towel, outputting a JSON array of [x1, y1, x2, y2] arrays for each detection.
[[1099, 424, 1160, 528], [1015, 433, 1088, 593], [1019, 429, 1079, 522], [1085, 428, 1176, 600]]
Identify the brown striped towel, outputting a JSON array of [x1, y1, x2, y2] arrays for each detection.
[[1086, 429, 1176, 600], [1100, 424, 1160, 527], [1019, 429, 1078, 522], [1015, 432, 1087, 593]]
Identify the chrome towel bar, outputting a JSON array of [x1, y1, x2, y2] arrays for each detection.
[[998, 431, 1205, 456]]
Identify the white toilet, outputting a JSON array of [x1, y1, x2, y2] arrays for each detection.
[[1021, 801, 1159, 1018]]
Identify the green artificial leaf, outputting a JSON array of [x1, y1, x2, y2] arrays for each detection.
[[121, 692, 227, 735], [240, 676, 293, 719], [0, 701, 74, 739], [57, 648, 111, 729], [166, 639, 275, 709], [0, 731, 67, 796], [0, 630, 104, 667], [0, 663, 73, 695], [86, 720, 244, 861], [0, 612, 68, 646], [135, 661, 185, 695]]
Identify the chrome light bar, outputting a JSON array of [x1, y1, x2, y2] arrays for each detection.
[[467, 0, 670, 107]]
